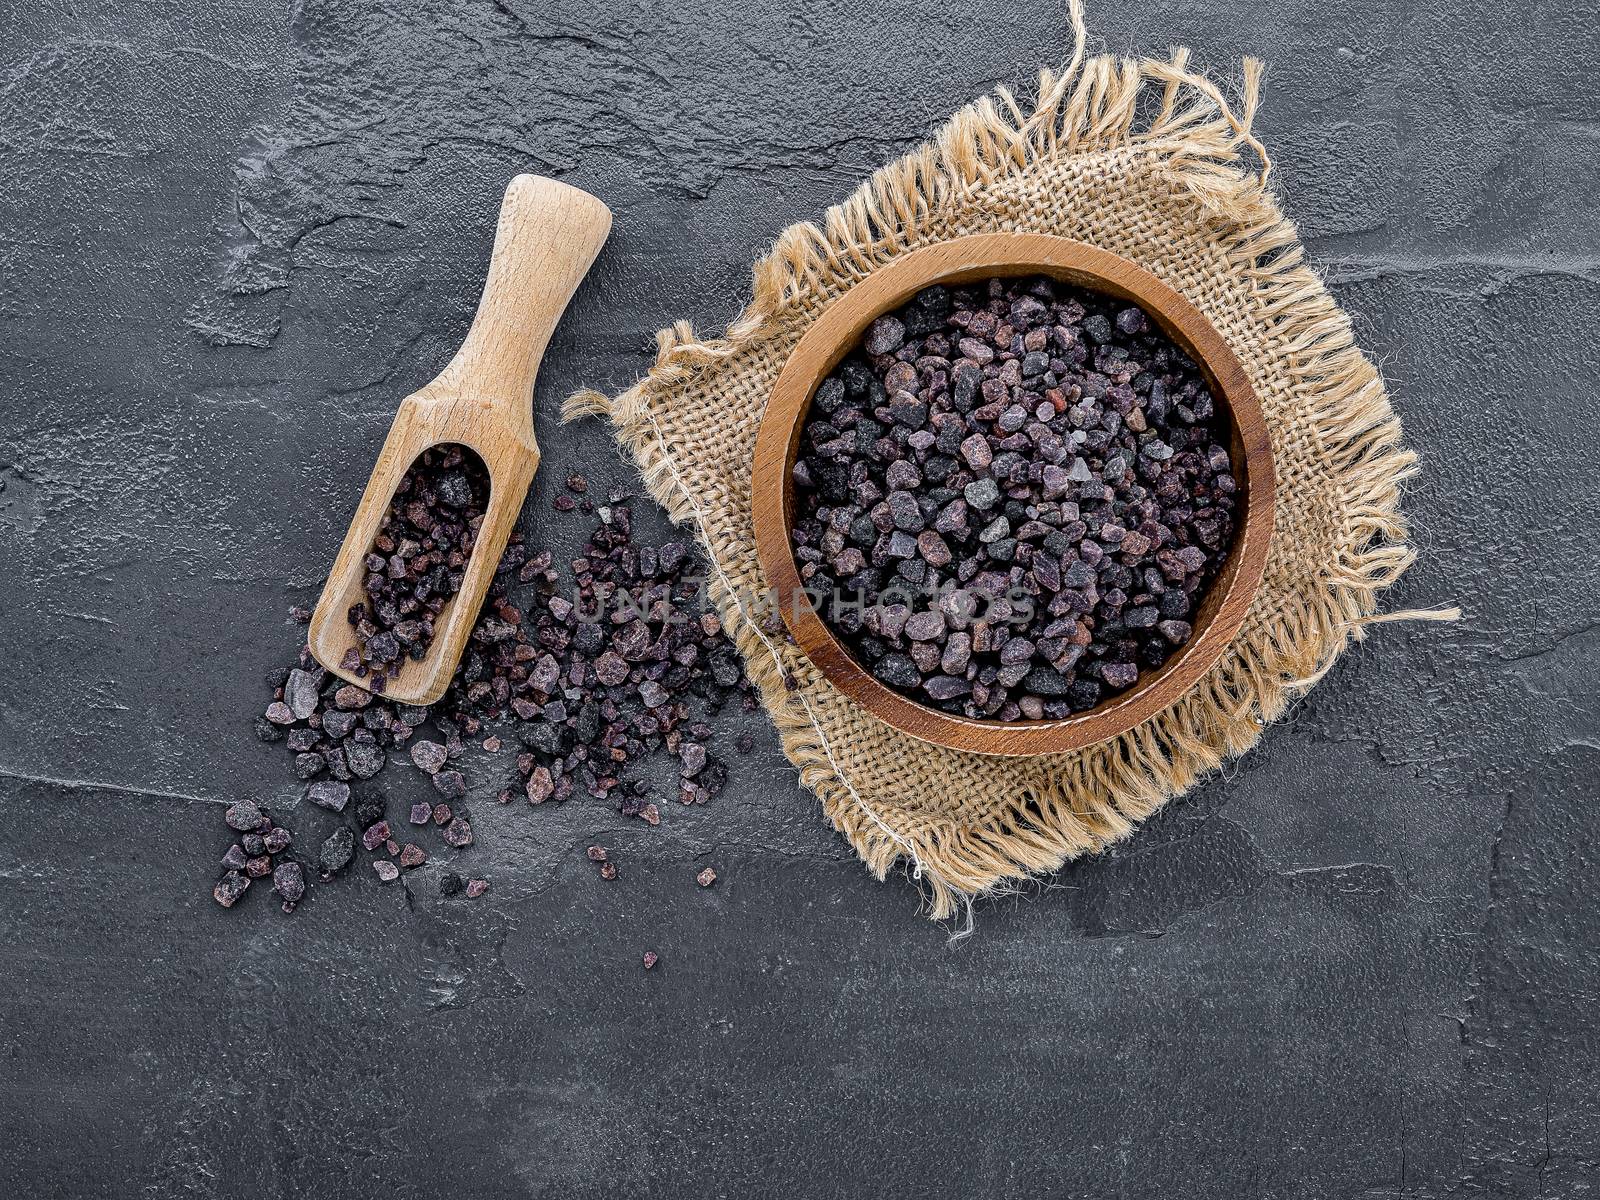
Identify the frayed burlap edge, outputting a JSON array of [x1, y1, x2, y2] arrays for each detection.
[[564, 4, 1458, 922]]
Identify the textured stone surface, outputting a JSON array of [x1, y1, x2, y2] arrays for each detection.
[[2, 1, 1597, 1195]]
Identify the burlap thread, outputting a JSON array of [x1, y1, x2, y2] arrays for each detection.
[[566, 6, 1457, 920]]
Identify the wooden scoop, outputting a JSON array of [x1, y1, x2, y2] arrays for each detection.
[[307, 174, 611, 704]]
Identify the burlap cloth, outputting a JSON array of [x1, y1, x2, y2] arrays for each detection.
[[567, 9, 1455, 920]]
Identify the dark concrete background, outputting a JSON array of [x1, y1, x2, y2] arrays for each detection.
[[2, 1, 1596, 1195]]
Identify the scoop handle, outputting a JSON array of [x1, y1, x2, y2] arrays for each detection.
[[425, 174, 612, 424]]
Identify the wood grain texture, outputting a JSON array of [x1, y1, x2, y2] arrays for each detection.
[[308, 174, 611, 704], [751, 234, 1276, 756]]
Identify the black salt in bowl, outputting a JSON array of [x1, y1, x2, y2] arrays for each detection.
[[787, 274, 1239, 723]]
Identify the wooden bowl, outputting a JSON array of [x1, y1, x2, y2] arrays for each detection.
[[751, 233, 1275, 756]]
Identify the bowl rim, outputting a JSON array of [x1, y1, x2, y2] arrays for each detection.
[[750, 232, 1276, 757]]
